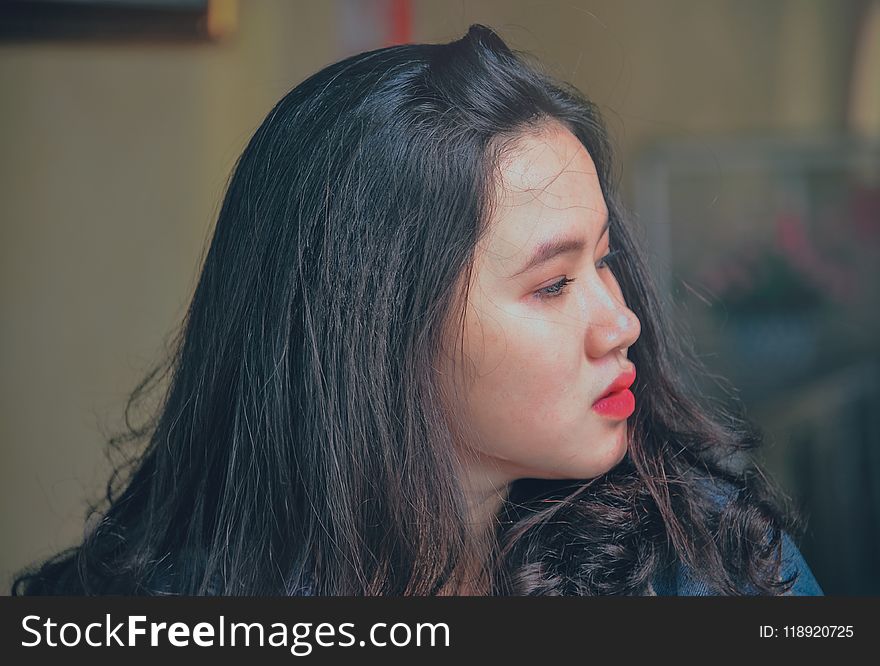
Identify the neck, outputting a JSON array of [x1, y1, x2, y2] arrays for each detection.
[[440, 451, 514, 595], [460, 447, 513, 535]]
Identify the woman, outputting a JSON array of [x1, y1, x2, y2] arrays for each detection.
[[13, 24, 822, 596]]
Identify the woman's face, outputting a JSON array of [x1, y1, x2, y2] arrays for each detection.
[[442, 123, 642, 491]]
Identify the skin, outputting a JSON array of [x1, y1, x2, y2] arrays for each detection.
[[440, 122, 643, 544]]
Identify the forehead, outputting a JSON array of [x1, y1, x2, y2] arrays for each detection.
[[481, 125, 608, 269]]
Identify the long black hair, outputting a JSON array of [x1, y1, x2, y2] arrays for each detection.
[[13, 24, 805, 596]]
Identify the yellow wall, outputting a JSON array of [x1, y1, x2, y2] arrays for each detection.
[[0, 0, 868, 590], [415, 0, 863, 202], [0, 0, 340, 589]]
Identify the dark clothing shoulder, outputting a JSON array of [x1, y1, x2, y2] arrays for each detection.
[[149, 477, 824, 596]]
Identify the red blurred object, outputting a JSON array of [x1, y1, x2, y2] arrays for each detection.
[[386, 0, 411, 46]]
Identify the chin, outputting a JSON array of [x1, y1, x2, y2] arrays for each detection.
[[612, 437, 629, 467], [591, 428, 630, 476]]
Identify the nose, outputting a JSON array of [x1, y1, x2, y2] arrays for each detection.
[[585, 297, 641, 360]]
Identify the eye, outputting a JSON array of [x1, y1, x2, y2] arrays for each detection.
[[535, 276, 576, 300], [533, 248, 620, 301]]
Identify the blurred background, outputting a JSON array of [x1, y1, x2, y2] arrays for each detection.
[[1, 0, 877, 594]]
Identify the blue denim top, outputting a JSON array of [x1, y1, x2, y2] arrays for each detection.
[[647, 477, 824, 596], [649, 529, 824, 596]]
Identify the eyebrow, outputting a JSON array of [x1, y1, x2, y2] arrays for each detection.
[[508, 218, 611, 279]]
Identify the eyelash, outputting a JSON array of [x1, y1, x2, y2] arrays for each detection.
[[535, 248, 620, 300]]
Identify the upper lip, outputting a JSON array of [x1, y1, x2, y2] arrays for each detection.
[[593, 365, 637, 404]]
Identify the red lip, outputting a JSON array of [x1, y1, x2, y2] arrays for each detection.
[[593, 365, 637, 405]]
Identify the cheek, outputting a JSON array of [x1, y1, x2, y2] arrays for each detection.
[[462, 309, 582, 438]]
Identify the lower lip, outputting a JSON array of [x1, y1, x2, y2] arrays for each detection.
[[592, 389, 635, 419]]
